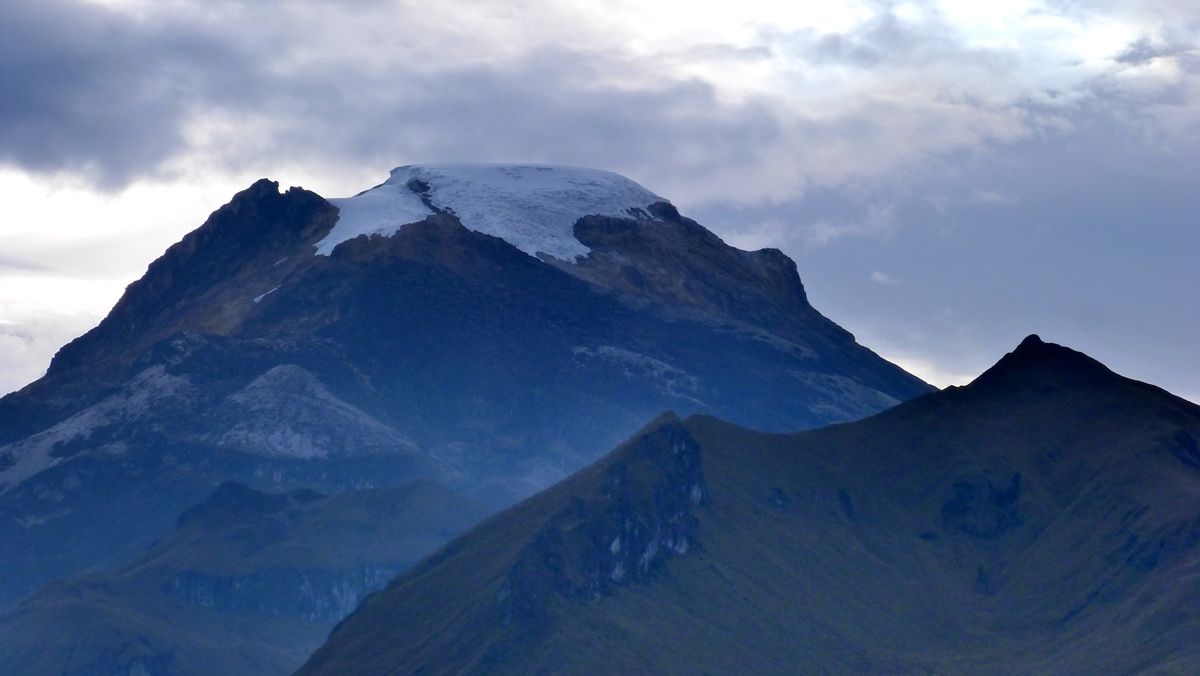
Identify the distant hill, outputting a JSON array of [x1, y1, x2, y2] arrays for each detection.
[[301, 336, 1200, 674], [0, 479, 485, 676]]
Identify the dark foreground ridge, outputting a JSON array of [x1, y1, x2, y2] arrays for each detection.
[[301, 337, 1200, 674]]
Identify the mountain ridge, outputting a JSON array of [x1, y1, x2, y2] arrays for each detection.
[[300, 336, 1200, 674]]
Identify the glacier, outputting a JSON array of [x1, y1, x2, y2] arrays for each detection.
[[315, 164, 666, 261]]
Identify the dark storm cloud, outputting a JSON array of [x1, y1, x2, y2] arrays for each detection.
[[0, 0, 794, 193], [0, 0, 268, 187]]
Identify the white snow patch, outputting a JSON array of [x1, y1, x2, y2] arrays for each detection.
[[315, 164, 666, 260], [315, 179, 432, 255], [253, 285, 281, 303]]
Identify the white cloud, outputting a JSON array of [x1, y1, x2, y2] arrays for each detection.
[[883, 353, 978, 389], [970, 189, 1018, 205], [801, 204, 898, 248], [870, 271, 902, 285]]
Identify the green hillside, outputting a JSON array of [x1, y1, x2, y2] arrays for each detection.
[[0, 480, 485, 676], [301, 336, 1200, 674]]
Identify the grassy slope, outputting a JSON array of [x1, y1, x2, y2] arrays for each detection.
[[0, 480, 486, 676], [301, 337, 1200, 674]]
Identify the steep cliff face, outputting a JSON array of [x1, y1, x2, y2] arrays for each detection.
[[300, 338, 1200, 675], [302, 415, 716, 674], [498, 420, 707, 628]]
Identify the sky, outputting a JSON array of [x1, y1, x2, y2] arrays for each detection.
[[0, 0, 1197, 401]]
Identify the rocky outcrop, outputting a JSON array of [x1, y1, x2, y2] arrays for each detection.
[[940, 472, 1023, 540], [566, 205, 847, 345], [169, 564, 400, 623], [498, 421, 706, 625], [206, 364, 420, 459], [48, 180, 337, 379]]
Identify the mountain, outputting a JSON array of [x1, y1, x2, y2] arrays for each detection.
[[0, 479, 485, 676], [300, 336, 1200, 674], [0, 164, 929, 607]]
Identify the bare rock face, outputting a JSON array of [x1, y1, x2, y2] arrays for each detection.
[[498, 420, 706, 626], [568, 204, 839, 342], [206, 364, 419, 459]]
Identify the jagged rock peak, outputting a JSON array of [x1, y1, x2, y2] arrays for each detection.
[[46, 181, 337, 377], [969, 334, 1116, 392], [1015, 333, 1044, 350], [1005, 334, 1106, 365], [316, 164, 669, 260]]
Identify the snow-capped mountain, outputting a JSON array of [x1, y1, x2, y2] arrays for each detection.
[[318, 164, 666, 260], [0, 164, 929, 618]]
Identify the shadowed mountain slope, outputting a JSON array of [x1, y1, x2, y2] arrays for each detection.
[[301, 336, 1200, 674], [0, 480, 485, 676]]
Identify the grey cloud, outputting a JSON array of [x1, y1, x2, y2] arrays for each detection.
[[0, 254, 47, 272], [239, 49, 789, 206], [0, 0, 792, 194], [799, 11, 1011, 71], [0, 0, 262, 187], [680, 43, 774, 62], [1116, 37, 1175, 65], [0, 0, 1044, 200], [0, 0, 1187, 211]]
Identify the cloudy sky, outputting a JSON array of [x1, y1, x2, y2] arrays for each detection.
[[1, 0, 1197, 401]]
